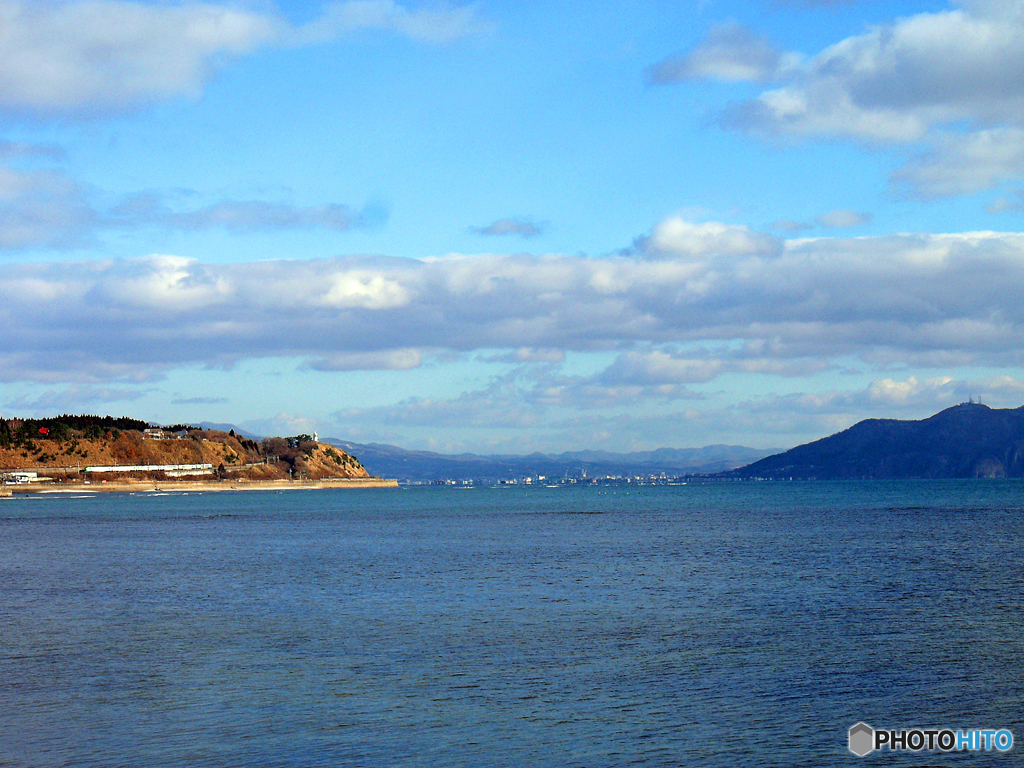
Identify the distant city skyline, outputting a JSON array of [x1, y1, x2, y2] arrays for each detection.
[[3, 0, 1024, 453]]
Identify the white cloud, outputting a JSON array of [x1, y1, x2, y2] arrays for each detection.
[[487, 348, 566, 364], [171, 395, 228, 405], [892, 128, 1024, 198], [0, 140, 64, 160], [770, 219, 812, 233], [324, 368, 1024, 453], [647, 24, 801, 84], [0, 0, 485, 116], [5, 384, 150, 413], [0, 0, 277, 114], [740, 373, 1024, 417], [337, 384, 545, 431], [0, 161, 383, 249], [293, 0, 488, 45], [599, 349, 722, 385], [862, 375, 957, 406], [320, 271, 411, 309], [669, 3, 1024, 197], [242, 412, 318, 438], [120, 199, 373, 232], [635, 215, 780, 259], [0, 165, 96, 247], [723, 3, 1024, 142], [469, 218, 546, 237], [307, 349, 423, 371], [987, 194, 1022, 214], [96, 255, 233, 311], [327, 360, 709, 445], [815, 209, 872, 228]]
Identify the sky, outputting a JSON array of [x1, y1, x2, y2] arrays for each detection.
[[2, 0, 1024, 454]]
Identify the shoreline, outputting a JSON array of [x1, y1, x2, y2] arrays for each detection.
[[1, 477, 398, 495]]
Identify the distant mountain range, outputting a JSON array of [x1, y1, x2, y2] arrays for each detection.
[[732, 402, 1024, 479], [197, 422, 776, 481], [322, 440, 776, 482]]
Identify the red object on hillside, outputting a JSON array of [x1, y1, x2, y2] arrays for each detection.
[[38, 427, 49, 435]]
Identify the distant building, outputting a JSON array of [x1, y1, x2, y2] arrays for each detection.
[[143, 428, 188, 440]]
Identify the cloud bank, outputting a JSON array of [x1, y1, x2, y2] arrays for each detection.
[[5, 221, 1024, 383], [327, 369, 1024, 454]]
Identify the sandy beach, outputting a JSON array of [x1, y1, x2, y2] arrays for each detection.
[[2, 477, 398, 495]]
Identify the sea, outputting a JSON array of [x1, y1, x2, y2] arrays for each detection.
[[1, 481, 1022, 767]]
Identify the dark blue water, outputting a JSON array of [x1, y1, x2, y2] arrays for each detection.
[[2, 482, 1022, 766]]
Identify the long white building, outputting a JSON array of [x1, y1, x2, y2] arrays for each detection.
[[84, 463, 213, 476]]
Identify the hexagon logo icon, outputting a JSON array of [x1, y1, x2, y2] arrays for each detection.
[[849, 722, 874, 757]]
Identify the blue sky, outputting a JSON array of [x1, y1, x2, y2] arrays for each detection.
[[2, 0, 1024, 453]]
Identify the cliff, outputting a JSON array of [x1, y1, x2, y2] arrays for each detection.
[[732, 402, 1024, 479], [0, 417, 370, 483]]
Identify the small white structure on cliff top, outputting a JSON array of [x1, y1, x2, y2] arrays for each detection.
[[143, 429, 187, 440]]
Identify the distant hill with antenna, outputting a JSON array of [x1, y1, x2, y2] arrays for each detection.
[[730, 402, 1024, 479]]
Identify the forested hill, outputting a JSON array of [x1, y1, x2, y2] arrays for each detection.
[[731, 403, 1024, 479]]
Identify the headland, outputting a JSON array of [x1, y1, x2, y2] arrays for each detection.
[[0, 415, 397, 494]]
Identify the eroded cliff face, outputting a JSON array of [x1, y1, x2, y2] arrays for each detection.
[[287, 443, 371, 480], [0, 428, 370, 481]]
